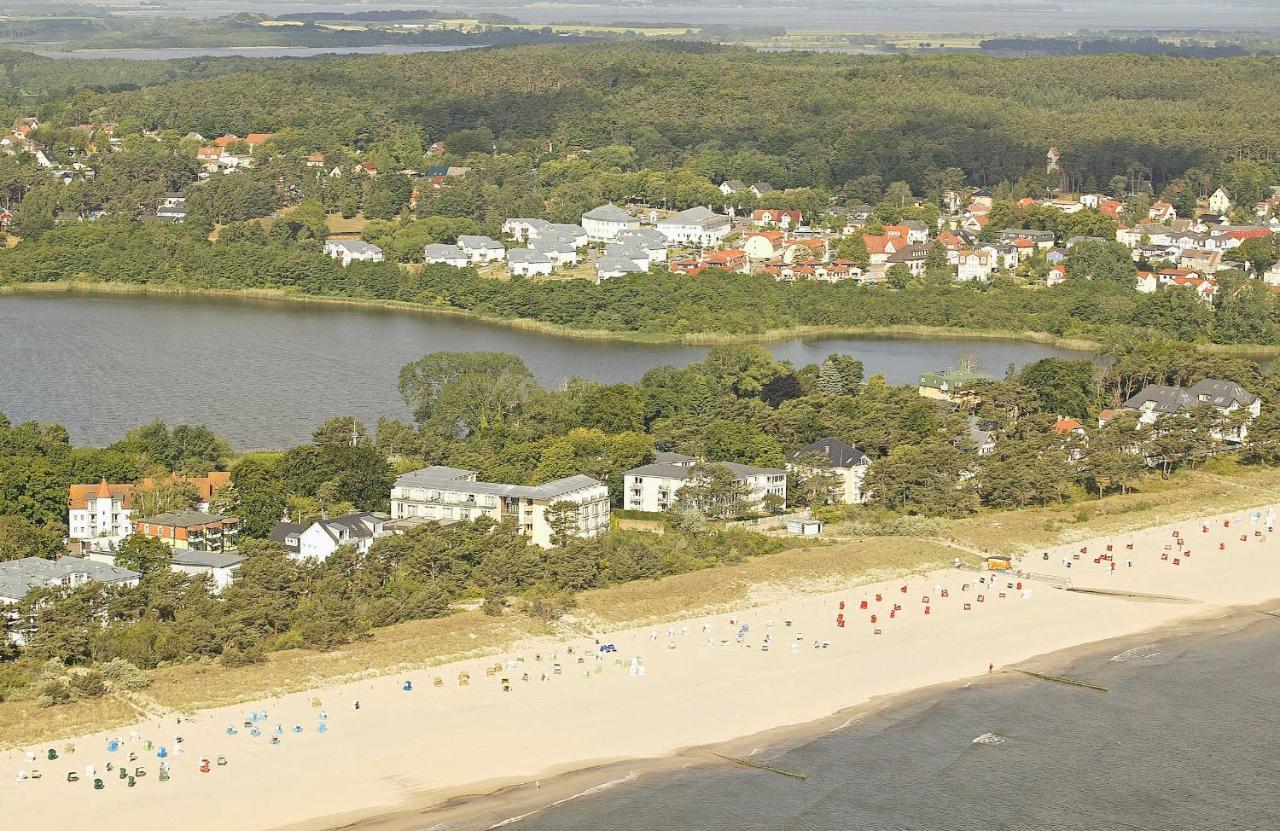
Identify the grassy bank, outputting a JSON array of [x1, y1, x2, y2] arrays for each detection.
[[0, 280, 1114, 352]]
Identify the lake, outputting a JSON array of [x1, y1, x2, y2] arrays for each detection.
[[0, 292, 1094, 448]]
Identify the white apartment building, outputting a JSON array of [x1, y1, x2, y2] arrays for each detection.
[[457, 235, 506, 263], [67, 480, 134, 551], [656, 206, 732, 247], [785, 437, 871, 505], [581, 203, 641, 242], [269, 512, 389, 562], [324, 239, 385, 266], [390, 466, 610, 548], [622, 454, 787, 513]]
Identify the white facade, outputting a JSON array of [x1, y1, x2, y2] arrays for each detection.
[[623, 457, 786, 514], [785, 438, 870, 505], [68, 481, 133, 552], [324, 239, 384, 266], [424, 243, 469, 267], [581, 203, 640, 242], [457, 236, 506, 263], [507, 249, 554, 277], [391, 467, 609, 549], [656, 206, 731, 247]]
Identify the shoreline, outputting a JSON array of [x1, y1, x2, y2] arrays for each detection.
[[0, 280, 1110, 352], [335, 600, 1275, 831], [5, 501, 1279, 831]]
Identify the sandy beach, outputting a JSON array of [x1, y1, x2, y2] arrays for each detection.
[[4, 504, 1279, 831]]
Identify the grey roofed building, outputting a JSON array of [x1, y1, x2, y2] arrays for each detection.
[[137, 510, 232, 528], [326, 239, 382, 256], [268, 521, 306, 554], [528, 236, 577, 255], [507, 248, 553, 265], [623, 460, 784, 480], [786, 437, 868, 468], [1124, 380, 1258, 414], [170, 550, 245, 569], [596, 256, 646, 275], [457, 234, 504, 251], [721, 179, 747, 192], [751, 182, 774, 194], [654, 451, 696, 466], [658, 205, 730, 228], [424, 243, 466, 260], [901, 218, 929, 231], [885, 244, 929, 263], [0, 557, 139, 603], [393, 466, 602, 501], [581, 203, 636, 223], [997, 228, 1056, 242], [619, 228, 667, 247]]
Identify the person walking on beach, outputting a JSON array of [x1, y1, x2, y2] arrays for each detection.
[[988, 662, 994, 674]]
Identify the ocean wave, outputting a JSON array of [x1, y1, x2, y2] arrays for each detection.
[[1110, 643, 1161, 663], [488, 771, 640, 828], [972, 732, 1006, 746]]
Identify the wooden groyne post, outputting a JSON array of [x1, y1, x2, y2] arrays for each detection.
[[710, 752, 807, 780], [1011, 668, 1108, 693]]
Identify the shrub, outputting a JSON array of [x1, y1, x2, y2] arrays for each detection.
[[100, 658, 150, 691]]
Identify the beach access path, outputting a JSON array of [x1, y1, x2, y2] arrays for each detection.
[[3, 503, 1278, 831]]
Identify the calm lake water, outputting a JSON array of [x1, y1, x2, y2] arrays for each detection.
[[0, 292, 1092, 448], [517, 612, 1280, 831]]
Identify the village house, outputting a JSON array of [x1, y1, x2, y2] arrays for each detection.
[[785, 437, 870, 505], [656, 206, 731, 247], [1122, 379, 1261, 441], [324, 239, 384, 266], [67, 480, 134, 552], [719, 179, 747, 196], [884, 221, 929, 245], [604, 242, 652, 271], [956, 249, 996, 282], [750, 183, 774, 198], [968, 417, 999, 456], [997, 228, 1055, 249], [885, 244, 929, 278], [742, 230, 786, 260], [863, 234, 909, 266], [391, 466, 609, 549], [1046, 263, 1067, 286], [507, 247, 554, 277], [596, 256, 646, 283], [581, 203, 640, 242], [623, 454, 786, 514], [167, 551, 244, 592], [751, 209, 802, 229], [456, 235, 505, 263], [616, 228, 668, 262], [918, 369, 994, 405], [269, 512, 389, 562], [423, 243, 470, 267], [1209, 187, 1233, 215], [528, 236, 581, 267]]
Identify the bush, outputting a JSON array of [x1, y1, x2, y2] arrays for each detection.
[[70, 670, 107, 699], [220, 642, 266, 667], [37, 679, 72, 707], [518, 585, 576, 621], [100, 658, 151, 691]]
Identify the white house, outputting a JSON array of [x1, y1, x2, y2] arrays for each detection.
[[324, 239, 384, 266], [0, 558, 140, 643], [507, 248, 555, 277], [617, 229, 669, 262], [423, 243, 469, 267], [528, 236, 580, 266], [785, 437, 870, 505], [622, 455, 787, 514], [390, 467, 609, 549], [581, 203, 640, 242], [604, 243, 651, 271], [595, 256, 646, 283], [502, 217, 549, 241], [270, 512, 389, 562], [1209, 187, 1233, 215], [656, 206, 732, 247], [956, 250, 995, 282], [457, 235, 506, 263]]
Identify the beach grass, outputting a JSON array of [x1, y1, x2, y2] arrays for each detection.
[[0, 696, 138, 749]]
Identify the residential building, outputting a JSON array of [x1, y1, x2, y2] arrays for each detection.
[[581, 203, 640, 241], [616, 228, 668, 262], [885, 244, 929, 278], [956, 250, 995, 282], [996, 229, 1055, 249], [719, 179, 747, 196], [1209, 187, 1232, 215], [622, 456, 786, 514], [507, 248, 554, 277], [528, 236, 581, 266], [751, 209, 801, 229], [1122, 379, 1261, 441], [457, 235, 506, 263], [424, 243, 469, 267], [596, 256, 646, 283], [918, 369, 994, 405], [750, 183, 774, 198], [133, 511, 240, 552], [67, 480, 134, 551], [656, 206, 731, 247], [270, 512, 389, 562], [391, 466, 609, 548], [1, 558, 140, 642], [169, 550, 244, 592], [156, 192, 187, 222], [324, 239, 384, 266], [785, 437, 870, 504], [742, 230, 786, 260], [968, 418, 998, 455]]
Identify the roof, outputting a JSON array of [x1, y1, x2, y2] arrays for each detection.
[[136, 511, 237, 529], [0, 557, 139, 601], [919, 369, 994, 390], [327, 239, 382, 255], [171, 550, 245, 569], [658, 206, 729, 229], [654, 451, 696, 465], [1123, 379, 1257, 415], [886, 244, 928, 263], [394, 466, 603, 501], [507, 248, 553, 264], [457, 235, 503, 250], [597, 257, 645, 273], [269, 522, 306, 549], [1052, 417, 1083, 433], [786, 437, 868, 467], [69, 480, 133, 510], [625, 460, 784, 480], [136, 472, 230, 505], [582, 203, 636, 223], [424, 243, 465, 258]]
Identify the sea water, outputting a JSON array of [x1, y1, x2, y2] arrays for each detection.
[[517, 614, 1280, 830]]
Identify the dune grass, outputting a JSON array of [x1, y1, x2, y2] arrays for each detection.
[[0, 696, 138, 750]]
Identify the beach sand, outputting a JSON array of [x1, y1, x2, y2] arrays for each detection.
[[4, 503, 1279, 831]]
